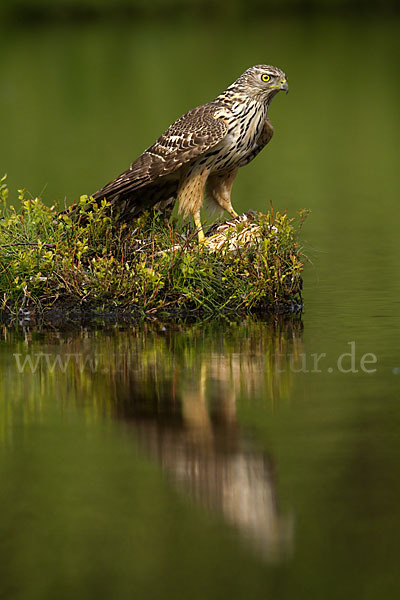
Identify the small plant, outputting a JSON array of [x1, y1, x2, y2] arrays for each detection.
[[0, 175, 307, 321]]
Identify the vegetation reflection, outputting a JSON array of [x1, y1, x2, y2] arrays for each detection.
[[1, 318, 302, 559]]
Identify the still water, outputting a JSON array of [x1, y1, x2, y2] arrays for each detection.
[[1, 14, 400, 600]]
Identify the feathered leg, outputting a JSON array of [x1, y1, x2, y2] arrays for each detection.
[[177, 164, 210, 243], [205, 168, 239, 218]]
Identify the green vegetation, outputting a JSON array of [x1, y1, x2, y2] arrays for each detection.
[[0, 175, 307, 321]]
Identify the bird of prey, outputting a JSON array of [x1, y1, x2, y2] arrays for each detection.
[[93, 65, 288, 242]]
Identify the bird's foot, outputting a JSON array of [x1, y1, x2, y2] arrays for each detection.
[[197, 229, 206, 244], [193, 212, 206, 245]]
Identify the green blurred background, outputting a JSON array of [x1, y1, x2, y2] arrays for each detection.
[[1, 0, 398, 21], [0, 0, 398, 226], [1, 2, 400, 599]]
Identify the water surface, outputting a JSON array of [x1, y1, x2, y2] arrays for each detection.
[[0, 14, 400, 600]]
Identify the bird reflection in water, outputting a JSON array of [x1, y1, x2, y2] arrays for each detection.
[[111, 320, 301, 561]]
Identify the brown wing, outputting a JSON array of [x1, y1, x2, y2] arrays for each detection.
[[93, 102, 229, 203]]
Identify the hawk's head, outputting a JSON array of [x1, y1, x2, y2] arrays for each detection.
[[230, 65, 289, 103]]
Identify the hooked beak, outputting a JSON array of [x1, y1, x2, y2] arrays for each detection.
[[280, 78, 289, 94]]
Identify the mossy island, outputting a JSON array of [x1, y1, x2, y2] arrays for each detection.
[[0, 175, 308, 324]]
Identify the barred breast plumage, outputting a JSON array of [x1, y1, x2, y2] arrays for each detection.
[[93, 65, 288, 242]]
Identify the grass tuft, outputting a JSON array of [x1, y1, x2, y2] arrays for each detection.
[[0, 175, 308, 321]]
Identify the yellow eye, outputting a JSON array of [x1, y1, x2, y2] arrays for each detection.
[[261, 74, 270, 82]]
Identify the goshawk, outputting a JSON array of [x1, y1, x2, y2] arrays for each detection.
[[93, 65, 288, 241]]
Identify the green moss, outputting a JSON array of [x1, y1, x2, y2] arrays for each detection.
[[0, 175, 308, 321]]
